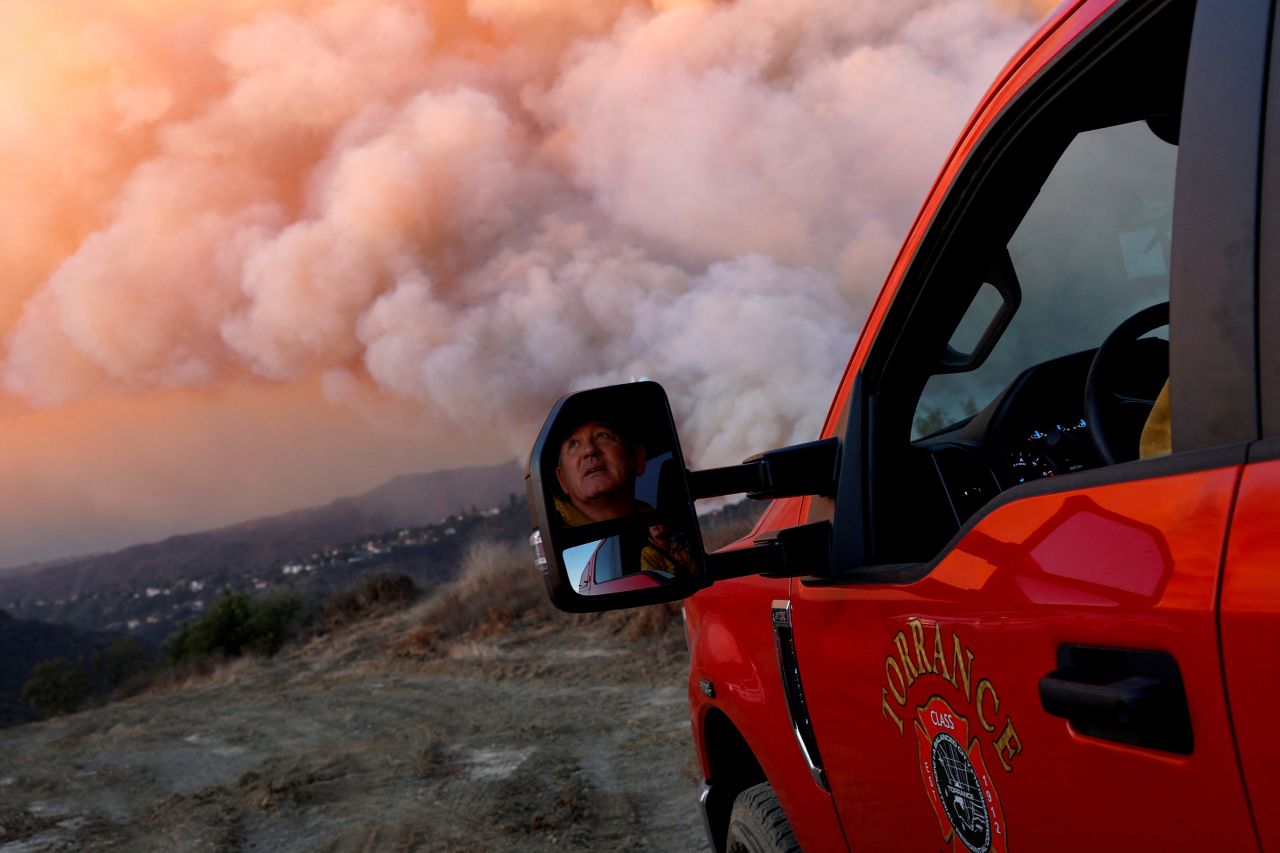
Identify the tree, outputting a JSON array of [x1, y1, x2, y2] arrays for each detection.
[[242, 592, 304, 655], [168, 588, 253, 663], [22, 658, 91, 718], [91, 636, 151, 688], [167, 587, 304, 664]]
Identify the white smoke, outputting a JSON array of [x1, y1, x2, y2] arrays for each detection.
[[1, 0, 1050, 470]]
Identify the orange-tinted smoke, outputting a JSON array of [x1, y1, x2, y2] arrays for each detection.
[[0, 0, 1049, 563]]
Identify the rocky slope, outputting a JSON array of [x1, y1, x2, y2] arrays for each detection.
[[0, 598, 709, 852]]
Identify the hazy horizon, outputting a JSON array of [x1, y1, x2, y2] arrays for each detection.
[[0, 455, 524, 572]]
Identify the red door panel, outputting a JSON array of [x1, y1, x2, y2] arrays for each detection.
[[1220, 456, 1280, 849], [793, 466, 1253, 850]]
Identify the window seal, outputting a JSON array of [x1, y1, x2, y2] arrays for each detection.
[[1259, 0, 1280, 436], [1168, 0, 1269, 450]]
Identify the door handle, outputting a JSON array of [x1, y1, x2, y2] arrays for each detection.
[[1039, 674, 1165, 723], [1039, 645, 1192, 754]]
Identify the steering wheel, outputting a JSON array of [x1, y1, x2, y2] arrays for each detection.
[[1084, 301, 1169, 465]]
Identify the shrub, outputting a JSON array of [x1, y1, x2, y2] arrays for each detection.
[[167, 588, 303, 664], [323, 573, 417, 629], [22, 658, 92, 718], [242, 592, 305, 655], [406, 538, 550, 650], [168, 588, 251, 663], [91, 636, 152, 689]]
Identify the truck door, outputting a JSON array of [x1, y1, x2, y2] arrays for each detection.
[[1220, 444, 1280, 850], [1217, 25, 1280, 844], [787, 1, 1267, 849]]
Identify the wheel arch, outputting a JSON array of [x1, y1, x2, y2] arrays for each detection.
[[700, 706, 768, 853]]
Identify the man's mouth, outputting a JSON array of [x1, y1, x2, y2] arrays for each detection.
[[582, 464, 605, 478]]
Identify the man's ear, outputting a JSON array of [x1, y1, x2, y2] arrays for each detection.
[[556, 466, 569, 494], [633, 445, 647, 476]]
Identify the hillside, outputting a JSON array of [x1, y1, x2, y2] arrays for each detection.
[[0, 490, 764, 847], [0, 461, 524, 637], [0, 612, 130, 727], [0, 582, 710, 851]]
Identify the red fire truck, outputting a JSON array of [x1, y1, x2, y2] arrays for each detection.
[[528, 0, 1280, 849]]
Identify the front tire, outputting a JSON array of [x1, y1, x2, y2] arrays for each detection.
[[725, 782, 801, 853]]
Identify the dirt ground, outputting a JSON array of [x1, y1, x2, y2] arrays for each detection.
[[0, 602, 709, 852]]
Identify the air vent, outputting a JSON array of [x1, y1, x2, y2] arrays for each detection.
[[772, 600, 828, 791]]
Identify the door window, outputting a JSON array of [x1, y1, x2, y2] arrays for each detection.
[[912, 120, 1176, 438], [863, 2, 1195, 565]]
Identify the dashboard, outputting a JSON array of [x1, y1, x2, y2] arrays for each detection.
[[994, 352, 1102, 488], [913, 349, 1123, 531]]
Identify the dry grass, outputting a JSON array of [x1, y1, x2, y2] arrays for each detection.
[[399, 538, 551, 653], [699, 500, 766, 552], [134, 655, 257, 697], [576, 601, 684, 641], [323, 573, 418, 630]]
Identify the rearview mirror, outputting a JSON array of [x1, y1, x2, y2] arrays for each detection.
[[527, 382, 707, 612]]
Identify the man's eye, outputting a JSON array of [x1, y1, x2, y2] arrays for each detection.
[[595, 430, 615, 441]]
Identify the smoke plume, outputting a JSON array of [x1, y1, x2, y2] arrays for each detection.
[[0, 0, 1052, 562]]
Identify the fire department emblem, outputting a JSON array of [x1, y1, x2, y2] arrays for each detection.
[[914, 696, 1007, 853]]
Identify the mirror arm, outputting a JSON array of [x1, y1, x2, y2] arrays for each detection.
[[688, 438, 840, 501], [706, 522, 832, 581], [688, 460, 769, 500]]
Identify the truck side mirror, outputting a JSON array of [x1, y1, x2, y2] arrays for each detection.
[[528, 381, 842, 612], [527, 382, 708, 612]]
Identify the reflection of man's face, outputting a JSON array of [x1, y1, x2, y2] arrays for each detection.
[[556, 421, 646, 523]]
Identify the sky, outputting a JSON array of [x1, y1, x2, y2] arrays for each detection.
[[0, 0, 1055, 567]]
